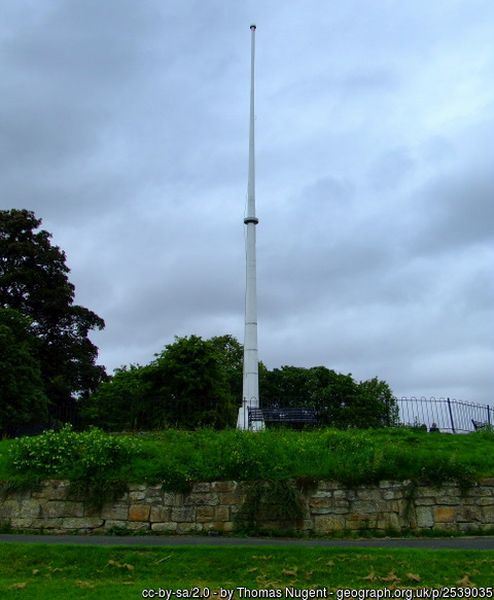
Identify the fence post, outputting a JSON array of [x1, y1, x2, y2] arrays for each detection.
[[447, 397, 456, 433]]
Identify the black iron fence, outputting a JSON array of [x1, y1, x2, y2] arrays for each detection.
[[396, 396, 493, 433]]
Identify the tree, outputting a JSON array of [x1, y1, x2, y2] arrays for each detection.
[[0, 209, 106, 421], [0, 308, 48, 434], [209, 334, 243, 405], [84, 335, 239, 431], [149, 335, 237, 429], [261, 364, 397, 429], [260, 365, 312, 408], [81, 364, 154, 431]]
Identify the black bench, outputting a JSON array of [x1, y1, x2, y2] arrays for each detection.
[[472, 419, 489, 431], [248, 407, 319, 429]]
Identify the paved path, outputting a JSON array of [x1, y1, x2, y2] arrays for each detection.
[[1, 534, 494, 550]]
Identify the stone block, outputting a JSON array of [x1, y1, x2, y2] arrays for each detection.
[[129, 491, 146, 502], [128, 483, 147, 492], [209, 521, 234, 533], [192, 482, 211, 493], [0, 499, 20, 518], [433, 506, 455, 523], [357, 490, 382, 502], [294, 518, 312, 531], [196, 506, 214, 522], [314, 515, 345, 533], [19, 499, 41, 518], [101, 504, 128, 521], [10, 517, 34, 529], [311, 491, 332, 499], [333, 490, 347, 499], [150, 506, 171, 523], [34, 480, 70, 500], [214, 506, 230, 522], [151, 522, 178, 533], [317, 481, 338, 492], [481, 506, 494, 523], [63, 502, 85, 518], [309, 497, 331, 510], [125, 521, 151, 531], [414, 498, 435, 505], [42, 501, 68, 518], [379, 480, 402, 489], [171, 506, 194, 522], [145, 484, 163, 497], [31, 518, 64, 529], [389, 501, 403, 513], [352, 500, 383, 514], [477, 497, 494, 506], [435, 496, 460, 506], [176, 522, 203, 534], [456, 507, 480, 523], [346, 516, 377, 530], [416, 487, 438, 498], [309, 506, 332, 515], [129, 504, 150, 522], [62, 517, 103, 529], [184, 493, 219, 507], [218, 493, 243, 506], [104, 520, 129, 530], [416, 506, 434, 528], [378, 512, 400, 530], [383, 490, 403, 501], [212, 481, 236, 493], [162, 492, 179, 506]]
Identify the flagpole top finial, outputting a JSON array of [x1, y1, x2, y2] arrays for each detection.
[[250, 24, 256, 30]]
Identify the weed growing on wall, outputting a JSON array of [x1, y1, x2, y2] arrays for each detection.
[[234, 479, 305, 534]]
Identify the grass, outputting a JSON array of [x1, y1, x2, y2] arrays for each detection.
[[0, 543, 493, 598], [1, 427, 494, 490]]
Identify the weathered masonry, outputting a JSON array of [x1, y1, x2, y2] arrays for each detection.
[[1, 479, 494, 535]]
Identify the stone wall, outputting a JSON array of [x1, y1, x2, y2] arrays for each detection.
[[1, 479, 494, 535]]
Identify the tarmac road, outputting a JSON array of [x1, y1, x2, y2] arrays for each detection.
[[1, 533, 494, 550]]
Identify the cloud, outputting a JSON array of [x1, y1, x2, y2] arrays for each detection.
[[1, 0, 492, 408]]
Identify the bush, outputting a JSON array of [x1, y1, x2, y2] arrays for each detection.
[[8, 425, 141, 479]]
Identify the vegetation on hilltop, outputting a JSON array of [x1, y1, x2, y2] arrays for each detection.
[[1, 427, 493, 491]]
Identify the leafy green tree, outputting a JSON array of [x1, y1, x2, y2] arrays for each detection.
[[0, 308, 48, 434], [209, 334, 243, 405], [81, 364, 154, 431], [355, 377, 399, 427], [260, 365, 312, 408], [150, 335, 237, 429], [0, 209, 106, 421], [85, 335, 239, 431], [261, 364, 397, 428]]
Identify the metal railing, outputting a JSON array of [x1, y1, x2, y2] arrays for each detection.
[[396, 396, 493, 433]]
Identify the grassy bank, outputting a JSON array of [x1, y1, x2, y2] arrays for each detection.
[[0, 543, 493, 598], [1, 427, 494, 490]]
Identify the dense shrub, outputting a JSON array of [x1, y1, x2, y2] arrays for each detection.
[[8, 425, 141, 479]]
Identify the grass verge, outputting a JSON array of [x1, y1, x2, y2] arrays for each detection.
[[1, 427, 494, 490], [0, 543, 493, 598]]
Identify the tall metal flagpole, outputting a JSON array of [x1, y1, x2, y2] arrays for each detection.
[[237, 24, 263, 431]]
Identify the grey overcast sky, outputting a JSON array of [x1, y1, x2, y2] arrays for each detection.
[[1, 0, 493, 404]]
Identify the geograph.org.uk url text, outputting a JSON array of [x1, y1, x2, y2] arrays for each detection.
[[140, 587, 494, 600]]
